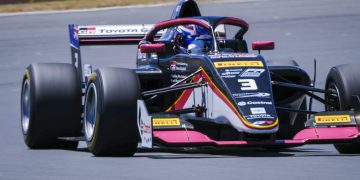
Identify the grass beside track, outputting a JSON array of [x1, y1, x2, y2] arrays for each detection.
[[0, 0, 183, 13]]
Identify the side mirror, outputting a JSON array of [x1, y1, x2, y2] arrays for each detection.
[[252, 41, 275, 53], [140, 43, 166, 53]]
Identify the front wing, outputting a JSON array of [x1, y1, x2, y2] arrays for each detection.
[[153, 127, 360, 147], [138, 99, 360, 148]]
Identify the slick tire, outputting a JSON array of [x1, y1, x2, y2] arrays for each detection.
[[84, 68, 140, 156], [325, 64, 360, 154], [21, 63, 82, 149]]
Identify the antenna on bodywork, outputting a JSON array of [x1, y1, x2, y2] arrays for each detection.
[[308, 59, 317, 120]]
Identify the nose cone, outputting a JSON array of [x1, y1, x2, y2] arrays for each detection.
[[211, 53, 279, 130]]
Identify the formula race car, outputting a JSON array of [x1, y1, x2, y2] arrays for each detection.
[[21, 0, 360, 156]]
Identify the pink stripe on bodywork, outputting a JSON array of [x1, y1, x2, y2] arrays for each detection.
[[153, 127, 360, 147], [293, 127, 360, 141], [154, 130, 213, 144], [153, 130, 304, 146]]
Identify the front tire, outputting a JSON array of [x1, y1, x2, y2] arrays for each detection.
[[84, 68, 140, 156], [21, 63, 82, 149], [325, 64, 360, 154]]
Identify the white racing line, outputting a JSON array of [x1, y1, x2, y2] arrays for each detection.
[[0, 0, 268, 17]]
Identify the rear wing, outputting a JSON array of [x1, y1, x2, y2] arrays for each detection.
[[69, 24, 157, 47], [68, 24, 164, 83]]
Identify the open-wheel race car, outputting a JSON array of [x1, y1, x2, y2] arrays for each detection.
[[21, 0, 360, 156]]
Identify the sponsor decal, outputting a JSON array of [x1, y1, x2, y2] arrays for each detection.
[[94, 27, 144, 34], [78, 25, 165, 37], [69, 24, 79, 49], [220, 70, 242, 78], [237, 101, 273, 106], [214, 61, 264, 68], [315, 115, 351, 124], [209, 54, 221, 59], [73, 52, 79, 68], [209, 54, 257, 59], [137, 100, 152, 148], [153, 118, 180, 126], [250, 107, 267, 114], [238, 79, 258, 90], [225, 68, 243, 72], [78, 25, 162, 36], [233, 92, 271, 98], [139, 122, 151, 134], [73, 26, 79, 41], [170, 61, 177, 71], [170, 74, 188, 83], [170, 61, 188, 72], [245, 114, 275, 120], [253, 120, 275, 125], [221, 71, 241, 76], [171, 74, 187, 79], [240, 68, 265, 77], [98, 28, 147, 34], [79, 27, 96, 34], [221, 75, 236, 78], [82, 64, 92, 83]]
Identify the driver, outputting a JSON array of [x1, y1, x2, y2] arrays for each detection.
[[174, 24, 212, 54]]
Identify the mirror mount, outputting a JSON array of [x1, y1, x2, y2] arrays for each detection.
[[252, 41, 275, 54], [140, 43, 166, 53]]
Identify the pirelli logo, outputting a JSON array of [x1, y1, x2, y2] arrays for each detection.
[[214, 61, 264, 68], [315, 115, 351, 124], [152, 118, 180, 126]]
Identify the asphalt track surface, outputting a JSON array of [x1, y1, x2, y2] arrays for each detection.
[[1, 0, 360, 179]]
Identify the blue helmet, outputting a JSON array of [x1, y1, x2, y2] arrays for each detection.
[[174, 24, 210, 49]]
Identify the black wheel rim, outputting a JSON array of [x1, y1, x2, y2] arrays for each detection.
[[325, 81, 341, 111]]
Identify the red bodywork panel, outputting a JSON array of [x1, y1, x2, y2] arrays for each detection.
[[140, 43, 166, 53], [252, 41, 275, 51]]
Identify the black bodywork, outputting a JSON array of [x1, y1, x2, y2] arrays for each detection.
[[133, 2, 311, 139], [70, 0, 335, 141]]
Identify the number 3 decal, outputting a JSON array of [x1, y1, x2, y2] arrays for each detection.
[[238, 79, 257, 90]]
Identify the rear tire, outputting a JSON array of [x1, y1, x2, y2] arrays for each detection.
[[84, 68, 140, 156], [325, 64, 360, 154], [21, 63, 82, 149]]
